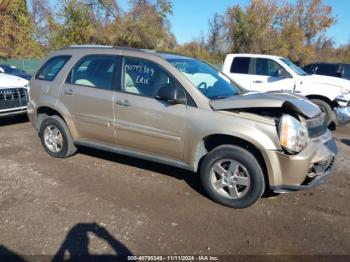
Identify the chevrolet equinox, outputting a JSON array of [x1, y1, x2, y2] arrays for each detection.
[[28, 45, 338, 208]]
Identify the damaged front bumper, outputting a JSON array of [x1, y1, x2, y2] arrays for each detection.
[[268, 130, 338, 193]]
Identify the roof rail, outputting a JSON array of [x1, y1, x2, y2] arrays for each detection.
[[58, 45, 186, 58], [60, 45, 157, 52], [61, 45, 113, 49]]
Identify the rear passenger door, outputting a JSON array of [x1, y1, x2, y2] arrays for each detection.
[[60, 55, 118, 143], [114, 56, 187, 161], [226, 57, 253, 90]]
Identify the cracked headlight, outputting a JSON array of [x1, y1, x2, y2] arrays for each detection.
[[278, 115, 308, 154]]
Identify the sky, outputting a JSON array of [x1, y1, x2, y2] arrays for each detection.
[[48, 0, 350, 46]]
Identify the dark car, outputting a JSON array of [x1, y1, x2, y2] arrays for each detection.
[[0, 64, 32, 80], [303, 63, 350, 80]]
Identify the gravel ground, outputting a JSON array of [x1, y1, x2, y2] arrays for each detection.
[[0, 115, 349, 259]]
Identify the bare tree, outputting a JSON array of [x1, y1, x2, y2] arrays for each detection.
[[207, 13, 225, 54], [30, 0, 53, 44]]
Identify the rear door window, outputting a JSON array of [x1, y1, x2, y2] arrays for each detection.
[[316, 64, 339, 77], [35, 56, 71, 81], [230, 57, 251, 74], [67, 55, 117, 90]]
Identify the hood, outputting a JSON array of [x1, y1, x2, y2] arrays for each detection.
[[13, 72, 32, 81], [0, 73, 29, 88], [304, 74, 350, 90], [210, 92, 321, 119]]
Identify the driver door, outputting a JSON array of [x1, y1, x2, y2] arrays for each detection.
[[250, 58, 294, 92], [114, 57, 187, 160]]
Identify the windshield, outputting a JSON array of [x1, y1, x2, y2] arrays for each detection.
[[1, 66, 24, 74], [167, 58, 239, 100], [280, 58, 308, 76]]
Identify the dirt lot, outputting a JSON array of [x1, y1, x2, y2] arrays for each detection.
[[0, 115, 349, 258]]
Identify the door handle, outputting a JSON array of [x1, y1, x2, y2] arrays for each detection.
[[64, 89, 73, 95], [253, 80, 263, 84], [116, 99, 131, 106]]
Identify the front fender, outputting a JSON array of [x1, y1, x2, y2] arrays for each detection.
[[32, 97, 79, 141], [185, 110, 281, 172], [297, 82, 341, 102]]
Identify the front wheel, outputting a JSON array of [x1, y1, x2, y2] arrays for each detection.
[[200, 145, 265, 208], [39, 115, 77, 158]]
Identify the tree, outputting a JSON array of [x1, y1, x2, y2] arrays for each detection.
[[117, 0, 176, 49], [175, 41, 211, 62], [48, 0, 95, 50], [80, 0, 121, 44], [44, 0, 176, 50], [0, 0, 44, 58], [30, 0, 53, 45], [224, 0, 280, 54], [207, 13, 225, 55], [218, 0, 337, 65], [295, 0, 336, 45]]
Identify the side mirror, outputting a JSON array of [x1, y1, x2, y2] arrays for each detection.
[[277, 69, 291, 78], [158, 84, 187, 105]]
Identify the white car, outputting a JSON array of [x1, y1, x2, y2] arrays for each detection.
[[0, 72, 29, 117], [223, 54, 350, 125]]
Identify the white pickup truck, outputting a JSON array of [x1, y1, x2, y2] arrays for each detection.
[[223, 54, 350, 126]]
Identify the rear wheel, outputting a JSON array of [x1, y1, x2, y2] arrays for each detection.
[[39, 115, 77, 158], [200, 145, 265, 208]]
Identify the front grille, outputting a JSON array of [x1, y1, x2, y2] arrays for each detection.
[[306, 113, 328, 138], [0, 88, 28, 111]]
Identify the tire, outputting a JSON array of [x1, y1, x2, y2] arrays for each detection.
[[200, 145, 265, 209], [39, 115, 77, 158], [310, 99, 333, 126]]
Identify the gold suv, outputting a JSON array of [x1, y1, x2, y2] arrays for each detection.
[[28, 46, 338, 208]]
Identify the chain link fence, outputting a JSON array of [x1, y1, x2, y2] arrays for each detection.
[[0, 59, 43, 74]]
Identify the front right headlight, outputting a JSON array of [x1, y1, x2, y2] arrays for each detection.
[[278, 115, 308, 154]]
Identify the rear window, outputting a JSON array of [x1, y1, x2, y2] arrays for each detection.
[[316, 64, 339, 77], [35, 56, 71, 81], [230, 57, 251, 74]]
